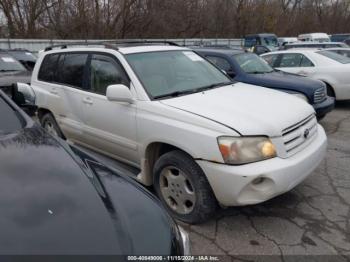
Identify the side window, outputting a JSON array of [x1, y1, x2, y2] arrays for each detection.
[[279, 53, 303, 68], [206, 56, 232, 72], [300, 55, 314, 67], [262, 54, 278, 67], [38, 54, 60, 82], [59, 53, 88, 88], [89, 54, 129, 95], [244, 37, 257, 48]]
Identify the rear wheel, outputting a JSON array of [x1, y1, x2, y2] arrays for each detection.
[[41, 113, 65, 139], [153, 150, 218, 224]]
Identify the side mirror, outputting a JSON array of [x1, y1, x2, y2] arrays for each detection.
[[16, 83, 36, 105], [13, 83, 37, 116], [226, 70, 236, 79], [106, 84, 133, 103]]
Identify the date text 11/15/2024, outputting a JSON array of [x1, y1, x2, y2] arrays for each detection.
[[127, 256, 220, 261]]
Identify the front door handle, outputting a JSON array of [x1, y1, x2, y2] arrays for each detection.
[[82, 97, 93, 105]]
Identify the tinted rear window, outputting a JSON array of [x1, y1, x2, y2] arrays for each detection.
[[0, 96, 23, 134], [59, 53, 88, 88], [38, 54, 60, 82]]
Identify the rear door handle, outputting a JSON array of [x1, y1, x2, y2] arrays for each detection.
[[82, 97, 93, 105]]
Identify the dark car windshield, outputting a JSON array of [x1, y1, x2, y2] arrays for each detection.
[[0, 95, 23, 134], [262, 36, 278, 47], [7, 51, 37, 62], [0, 54, 27, 72], [317, 50, 350, 64], [126, 50, 231, 99], [234, 53, 274, 74]]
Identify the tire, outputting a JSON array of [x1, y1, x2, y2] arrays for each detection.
[[40, 113, 65, 139], [153, 150, 218, 224]]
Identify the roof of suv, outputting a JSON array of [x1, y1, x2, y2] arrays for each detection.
[[118, 45, 187, 54], [42, 42, 188, 55]]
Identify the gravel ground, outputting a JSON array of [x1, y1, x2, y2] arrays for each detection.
[[182, 102, 350, 261]]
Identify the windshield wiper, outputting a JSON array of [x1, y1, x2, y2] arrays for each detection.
[[153, 90, 196, 99], [248, 71, 273, 74], [0, 69, 19, 72], [193, 81, 233, 92], [153, 81, 232, 100]]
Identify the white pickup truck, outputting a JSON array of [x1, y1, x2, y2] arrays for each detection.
[[27, 42, 327, 223]]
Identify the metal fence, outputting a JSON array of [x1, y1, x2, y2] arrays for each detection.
[[0, 38, 243, 52]]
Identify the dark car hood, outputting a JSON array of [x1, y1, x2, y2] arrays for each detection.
[[0, 126, 174, 255], [0, 70, 31, 87], [238, 71, 323, 93]]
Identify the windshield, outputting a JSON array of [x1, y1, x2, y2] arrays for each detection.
[[315, 38, 330, 43], [234, 53, 274, 74], [0, 95, 23, 134], [262, 36, 278, 47], [0, 55, 27, 72], [244, 37, 257, 48], [126, 51, 231, 99], [8, 51, 37, 62], [317, 50, 350, 64]]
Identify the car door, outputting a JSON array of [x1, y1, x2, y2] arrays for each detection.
[[55, 52, 90, 143], [36, 53, 67, 121], [81, 53, 138, 165], [275, 53, 316, 76]]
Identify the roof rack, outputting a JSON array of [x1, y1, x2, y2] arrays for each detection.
[[44, 40, 180, 52], [44, 42, 116, 52], [111, 40, 180, 47]]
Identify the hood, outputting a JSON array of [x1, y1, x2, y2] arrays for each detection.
[[0, 126, 175, 255], [0, 70, 31, 87], [160, 83, 315, 137], [238, 71, 323, 95]]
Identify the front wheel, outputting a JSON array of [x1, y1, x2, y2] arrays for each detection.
[[153, 150, 218, 224], [41, 113, 65, 139]]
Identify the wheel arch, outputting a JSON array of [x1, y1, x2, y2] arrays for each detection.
[[319, 79, 336, 98], [37, 107, 54, 122], [141, 141, 196, 186]]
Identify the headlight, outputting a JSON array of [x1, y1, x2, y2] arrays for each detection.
[[291, 93, 308, 102], [218, 136, 276, 164]]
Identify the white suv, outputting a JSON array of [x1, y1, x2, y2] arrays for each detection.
[[30, 42, 327, 223]]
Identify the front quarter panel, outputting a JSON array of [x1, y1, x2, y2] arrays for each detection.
[[136, 101, 239, 163]]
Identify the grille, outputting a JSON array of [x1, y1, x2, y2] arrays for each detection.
[[282, 114, 318, 156], [314, 87, 327, 103]]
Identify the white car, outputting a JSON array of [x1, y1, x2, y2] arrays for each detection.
[[261, 49, 350, 100], [29, 42, 327, 223], [298, 33, 330, 42]]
